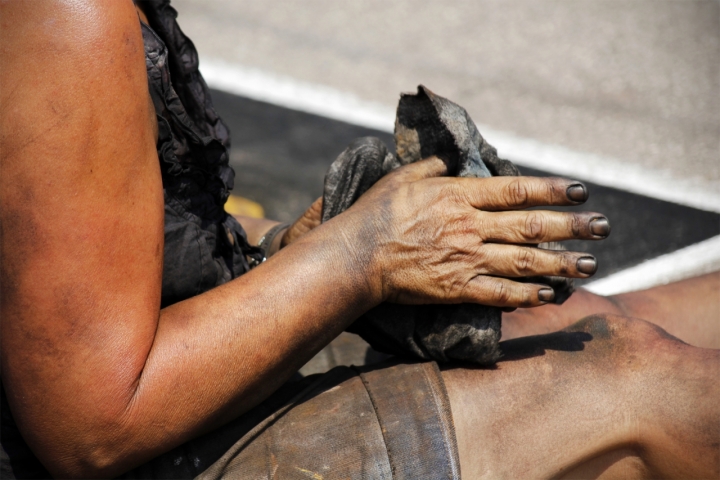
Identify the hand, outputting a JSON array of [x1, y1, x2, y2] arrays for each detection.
[[341, 156, 610, 308], [281, 196, 323, 248]]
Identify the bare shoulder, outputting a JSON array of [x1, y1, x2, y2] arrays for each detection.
[[0, 0, 149, 156]]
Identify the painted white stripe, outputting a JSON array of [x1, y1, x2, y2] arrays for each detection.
[[200, 58, 720, 213], [200, 59, 395, 132], [583, 235, 720, 295]]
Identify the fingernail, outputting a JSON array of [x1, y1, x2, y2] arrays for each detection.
[[538, 288, 555, 303], [576, 256, 598, 275], [566, 184, 587, 202], [501, 307, 518, 313], [590, 217, 611, 237]]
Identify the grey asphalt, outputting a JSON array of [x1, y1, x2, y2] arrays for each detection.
[[175, 0, 720, 187]]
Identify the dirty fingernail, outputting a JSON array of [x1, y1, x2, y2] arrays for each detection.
[[566, 184, 587, 202], [576, 256, 598, 275], [501, 307, 518, 313], [538, 288, 555, 303], [590, 217, 611, 237]]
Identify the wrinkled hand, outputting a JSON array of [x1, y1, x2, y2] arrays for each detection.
[[341, 156, 610, 308], [281, 197, 323, 248]]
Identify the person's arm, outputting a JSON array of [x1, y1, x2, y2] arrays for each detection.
[[0, 2, 373, 470], [0, 1, 607, 477]]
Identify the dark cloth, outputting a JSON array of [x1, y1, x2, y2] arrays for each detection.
[[322, 86, 574, 365], [139, 0, 262, 307]]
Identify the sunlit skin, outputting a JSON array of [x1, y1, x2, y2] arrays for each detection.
[[502, 271, 720, 348], [0, 1, 717, 478]]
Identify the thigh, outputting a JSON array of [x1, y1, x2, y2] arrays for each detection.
[[445, 314, 720, 479]]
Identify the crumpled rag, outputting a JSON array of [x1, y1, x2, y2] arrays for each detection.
[[322, 86, 573, 365]]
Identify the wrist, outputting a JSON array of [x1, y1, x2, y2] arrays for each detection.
[[257, 222, 290, 260], [327, 211, 387, 306]]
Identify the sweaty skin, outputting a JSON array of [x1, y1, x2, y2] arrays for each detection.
[[0, 1, 609, 477]]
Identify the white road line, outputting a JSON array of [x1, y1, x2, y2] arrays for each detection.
[[200, 58, 720, 214], [584, 235, 720, 295], [200, 59, 394, 132]]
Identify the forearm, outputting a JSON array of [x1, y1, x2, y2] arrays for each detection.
[[90, 218, 374, 477]]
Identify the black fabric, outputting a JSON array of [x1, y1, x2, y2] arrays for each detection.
[[138, 0, 262, 307], [322, 86, 574, 365]]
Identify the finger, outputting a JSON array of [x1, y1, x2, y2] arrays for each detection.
[[480, 210, 611, 244], [463, 276, 554, 307], [458, 176, 589, 210], [392, 156, 448, 182], [477, 244, 598, 278]]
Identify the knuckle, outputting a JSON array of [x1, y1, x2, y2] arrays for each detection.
[[455, 211, 477, 235], [505, 179, 530, 206], [543, 180, 559, 202], [492, 281, 512, 304], [520, 287, 536, 308], [439, 182, 462, 202], [570, 214, 583, 237], [384, 172, 404, 189], [516, 248, 537, 275], [524, 212, 546, 242], [558, 252, 573, 276]]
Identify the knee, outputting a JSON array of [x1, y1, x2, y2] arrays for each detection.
[[561, 313, 702, 369], [500, 313, 696, 370], [567, 313, 685, 348]]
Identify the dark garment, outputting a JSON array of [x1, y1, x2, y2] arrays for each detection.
[[322, 86, 574, 365], [138, 0, 262, 307]]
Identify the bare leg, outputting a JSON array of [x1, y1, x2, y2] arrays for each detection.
[[502, 271, 720, 348], [445, 314, 719, 479]]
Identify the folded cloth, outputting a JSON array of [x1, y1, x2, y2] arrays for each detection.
[[322, 86, 574, 365]]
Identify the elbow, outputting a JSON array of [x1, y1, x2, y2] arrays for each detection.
[[22, 401, 149, 478], [45, 450, 124, 480], [40, 428, 144, 479]]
